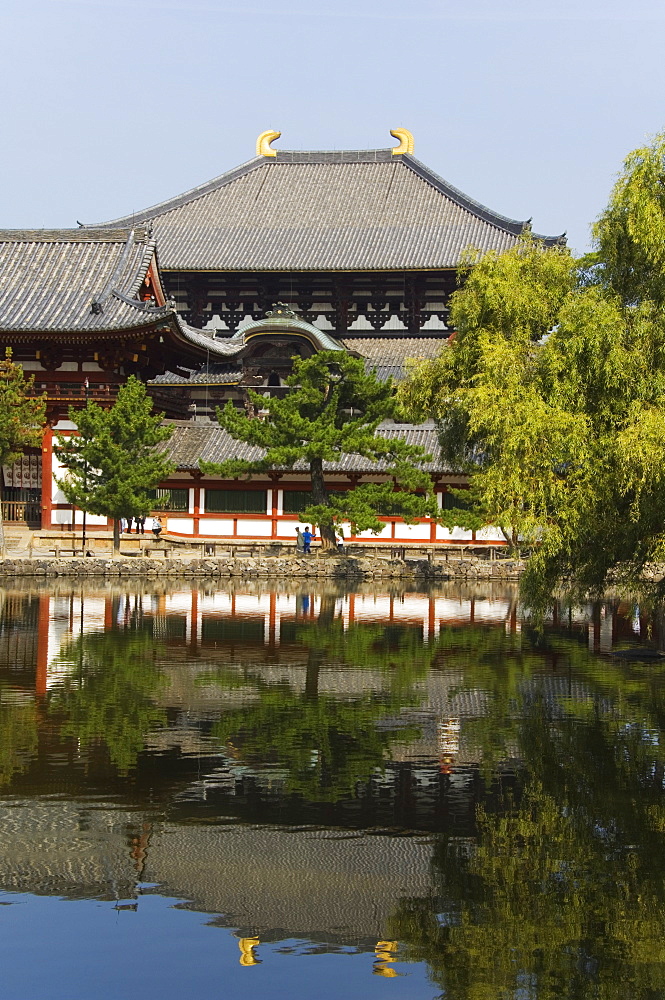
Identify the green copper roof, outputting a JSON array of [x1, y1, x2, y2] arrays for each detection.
[[235, 309, 345, 352]]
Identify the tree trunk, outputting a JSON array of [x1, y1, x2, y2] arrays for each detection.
[[310, 457, 337, 551], [113, 518, 120, 553]]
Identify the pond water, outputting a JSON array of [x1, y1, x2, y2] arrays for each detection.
[[0, 580, 663, 999]]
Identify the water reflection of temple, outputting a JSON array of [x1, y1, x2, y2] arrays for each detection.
[[0, 583, 657, 952], [0, 583, 653, 694]]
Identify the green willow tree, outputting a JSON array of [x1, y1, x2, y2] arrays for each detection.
[[0, 350, 45, 554], [200, 351, 437, 549], [54, 376, 175, 551], [399, 131, 665, 600]]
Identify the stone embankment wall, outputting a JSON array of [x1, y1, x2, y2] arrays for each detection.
[[0, 554, 524, 581]]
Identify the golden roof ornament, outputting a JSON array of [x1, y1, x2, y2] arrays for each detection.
[[256, 130, 281, 157], [390, 128, 414, 155]]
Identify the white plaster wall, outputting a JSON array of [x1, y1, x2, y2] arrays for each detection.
[[51, 452, 71, 508], [200, 518, 234, 536], [236, 519, 272, 536], [72, 510, 107, 526], [167, 517, 194, 534], [353, 523, 391, 539], [393, 522, 431, 540]]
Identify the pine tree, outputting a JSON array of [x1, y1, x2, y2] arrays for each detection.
[[54, 376, 175, 551], [200, 351, 437, 550], [0, 350, 46, 555]]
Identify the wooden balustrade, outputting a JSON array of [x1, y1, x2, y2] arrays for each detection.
[[1, 501, 41, 525]]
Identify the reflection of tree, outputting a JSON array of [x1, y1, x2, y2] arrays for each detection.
[[391, 778, 665, 1000], [209, 608, 432, 802], [216, 686, 421, 802], [0, 691, 38, 787], [48, 632, 166, 774], [389, 622, 665, 999]]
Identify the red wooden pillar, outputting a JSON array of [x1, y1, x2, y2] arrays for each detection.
[[430, 481, 439, 543], [271, 486, 278, 539], [41, 426, 54, 530], [193, 484, 201, 537]]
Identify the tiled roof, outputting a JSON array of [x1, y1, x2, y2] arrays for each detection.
[[343, 335, 447, 382], [0, 228, 168, 333], [87, 150, 564, 272], [0, 228, 246, 364], [150, 368, 242, 385], [163, 420, 447, 473], [343, 336, 445, 363]]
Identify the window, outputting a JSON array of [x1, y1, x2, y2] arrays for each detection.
[[282, 489, 347, 513], [204, 489, 267, 513], [283, 490, 313, 513], [151, 488, 189, 511]]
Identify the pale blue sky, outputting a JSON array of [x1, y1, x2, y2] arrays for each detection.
[[2, 0, 664, 253]]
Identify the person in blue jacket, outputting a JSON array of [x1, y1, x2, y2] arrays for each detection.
[[302, 526, 314, 554]]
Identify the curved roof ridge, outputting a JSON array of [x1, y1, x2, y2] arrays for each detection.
[[85, 156, 266, 229], [236, 312, 345, 351], [401, 154, 563, 244], [0, 227, 148, 243], [172, 316, 247, 357], [91, 230, 140, 311]]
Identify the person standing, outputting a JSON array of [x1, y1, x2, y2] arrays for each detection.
[[126, 516, 133, 533], [136, 516, 145, 534], [295, 527, 305, 554], [302, 526, 313, 555]]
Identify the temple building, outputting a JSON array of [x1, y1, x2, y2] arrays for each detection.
[[0, 129, 563, 545]]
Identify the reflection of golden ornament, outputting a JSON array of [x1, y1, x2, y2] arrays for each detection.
[[256, 130, 281, 157], [374, 939, 400, 976], [390, 128, 414, 155], [238, 937, 261, 966]]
